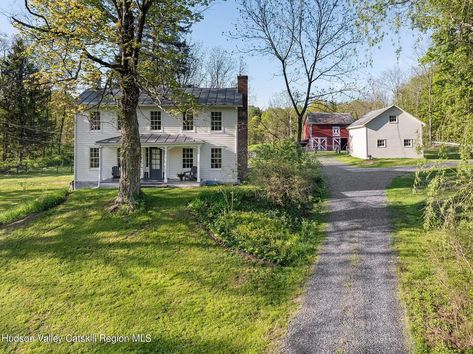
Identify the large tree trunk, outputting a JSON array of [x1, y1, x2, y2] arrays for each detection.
[[116, 75, 142, 209]]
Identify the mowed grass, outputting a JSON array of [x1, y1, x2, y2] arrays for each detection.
[[0, 188, 323, 353], [0, 167, 72, 212], [387, 174, 472, 353], [317, 146, 462, 168]]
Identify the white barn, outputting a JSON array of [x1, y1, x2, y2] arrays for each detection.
[[347, 105, 425, 159], [74, 76, 248, 188]]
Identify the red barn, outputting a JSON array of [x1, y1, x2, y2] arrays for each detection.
[[303, 112, 354, 151]]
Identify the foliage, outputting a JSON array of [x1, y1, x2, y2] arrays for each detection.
[[0, 187, 322, 352], [250, 140, 323, 210], [189, 186, 323, 265], [0, 188, 68, 225], [387, 174, 472, 353], [0, 38, 53, 163]]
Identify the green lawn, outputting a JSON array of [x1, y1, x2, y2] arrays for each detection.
[[387, 174, 472, 353], [0, 187, 323, 353], [316, 146, 461, 168], [0, 167, 72, 212]]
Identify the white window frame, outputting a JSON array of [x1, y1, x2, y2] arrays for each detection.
[[89, 147, 100, 169], [332, 126, 340, 137], [182, 148, 194, 169], [389, 115, 398, 123], [210, 112, 223, 132], [182, 111, 194, 132], [403, 139, 413, 148], [150, 111, 162, 131], [210, 147, 223, 169], [377, 139, 387, 148], [89, 111, 101, 131]]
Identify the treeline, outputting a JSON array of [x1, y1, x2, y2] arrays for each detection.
[[0, 38, 74, 173]]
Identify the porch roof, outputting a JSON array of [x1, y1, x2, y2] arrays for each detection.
[[96, 133, 203, 146]]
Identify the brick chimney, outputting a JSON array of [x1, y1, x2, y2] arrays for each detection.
[[237, 75, 248, 180]]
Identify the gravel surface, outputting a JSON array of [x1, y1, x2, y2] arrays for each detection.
[[284, 157, 412, 354]]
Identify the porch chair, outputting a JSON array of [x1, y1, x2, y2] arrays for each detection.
[[183, 166, 197, 181], [112, 166, 120, 179]]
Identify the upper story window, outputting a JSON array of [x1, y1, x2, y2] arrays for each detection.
[[90, 111, 101, 130], [151, 111, 162, 131], [182, 111, 194, 131], [377, 139, 387, 148], [90, 148, 99, 168], [182, 148, 194, 169], [211, 112, 222, 131], [389, 115, 398, 123], [211, 148, 222, 169], [332, 126, 340, 136]]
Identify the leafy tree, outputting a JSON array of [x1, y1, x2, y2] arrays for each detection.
[[0, 38, 52, 165], [13, 0, 207, 209]]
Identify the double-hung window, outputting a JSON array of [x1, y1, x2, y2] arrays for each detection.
[[182, 148, 194, 169], [90, 148, 99, 168], [211, 112, 222, 131], [90, 111, 101, 130], [377, 139, 387, 148], [211, 148, 222, 168], [183, 111, 194, 131], [151, 111, 161, 131]]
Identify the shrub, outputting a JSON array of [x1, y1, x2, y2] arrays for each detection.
[[0, 188, 69, 226], [250, 140, 323, 211]]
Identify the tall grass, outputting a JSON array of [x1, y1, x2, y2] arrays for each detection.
[[0, 188, 69, 226]]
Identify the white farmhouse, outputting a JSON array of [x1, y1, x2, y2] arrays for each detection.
[[347, 105, 425, 159], [74, 76, 248, 188]]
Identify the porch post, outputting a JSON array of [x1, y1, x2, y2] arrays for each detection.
[[196, 145, 201, 183], [98, 146, 103, 188], [163, 146, 168, 183]]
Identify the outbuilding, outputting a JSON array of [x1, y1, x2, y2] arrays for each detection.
[[347, 105, 425, 159], [303, 112, 354, 151]]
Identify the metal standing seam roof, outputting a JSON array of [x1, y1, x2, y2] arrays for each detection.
[[78, 87, 243, 106], [306, 112, 354, 125], [95, 134, 203, 145]]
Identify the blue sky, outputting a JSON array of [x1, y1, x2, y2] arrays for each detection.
[[0, 0, 426, 108]]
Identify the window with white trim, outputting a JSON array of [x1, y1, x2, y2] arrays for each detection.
[[332, 126, 340, 136], [211, 112, 222, 131], [211, 148, 222, 168], [182, 148, 194, 169], [90, 148, 99, 168], [389, 115, 398, 123], [90, 111, 101, 130], [377, 139, 387, 148], [403, 139, 413, 147], [151, 111, 161, 130], [182, 111, 194, 131]]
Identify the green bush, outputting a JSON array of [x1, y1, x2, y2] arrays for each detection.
[[0, 188, 69, 226], [250, 140, 323, 212], [189, 186, 322, 265]]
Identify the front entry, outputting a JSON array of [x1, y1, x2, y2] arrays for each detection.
[[149, 147, 163, 180]]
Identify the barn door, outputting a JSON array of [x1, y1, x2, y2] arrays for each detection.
[[316, 137, 327, 151]]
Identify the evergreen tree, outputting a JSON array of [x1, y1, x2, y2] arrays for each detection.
[[0, 38, 52, 164]]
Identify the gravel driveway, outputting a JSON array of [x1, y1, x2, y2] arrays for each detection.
[[284, 157, 412, 354]]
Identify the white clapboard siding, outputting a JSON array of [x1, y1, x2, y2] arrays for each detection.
[[75, 107, 239, 184]]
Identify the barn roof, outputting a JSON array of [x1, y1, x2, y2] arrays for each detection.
[[306, 112, 354, 125], [78, 87, 243, 107], [96, 133, 203, 145]]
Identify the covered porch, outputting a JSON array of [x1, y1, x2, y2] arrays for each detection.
[[95, 134, 203, 187]]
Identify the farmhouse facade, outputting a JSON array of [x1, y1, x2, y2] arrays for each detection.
[[74, 76, 248, 188], [347, 105, 425, 159], [303, 112, 354, 151]]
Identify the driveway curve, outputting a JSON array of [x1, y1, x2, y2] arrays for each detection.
[[284, 157, 412, 354]]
